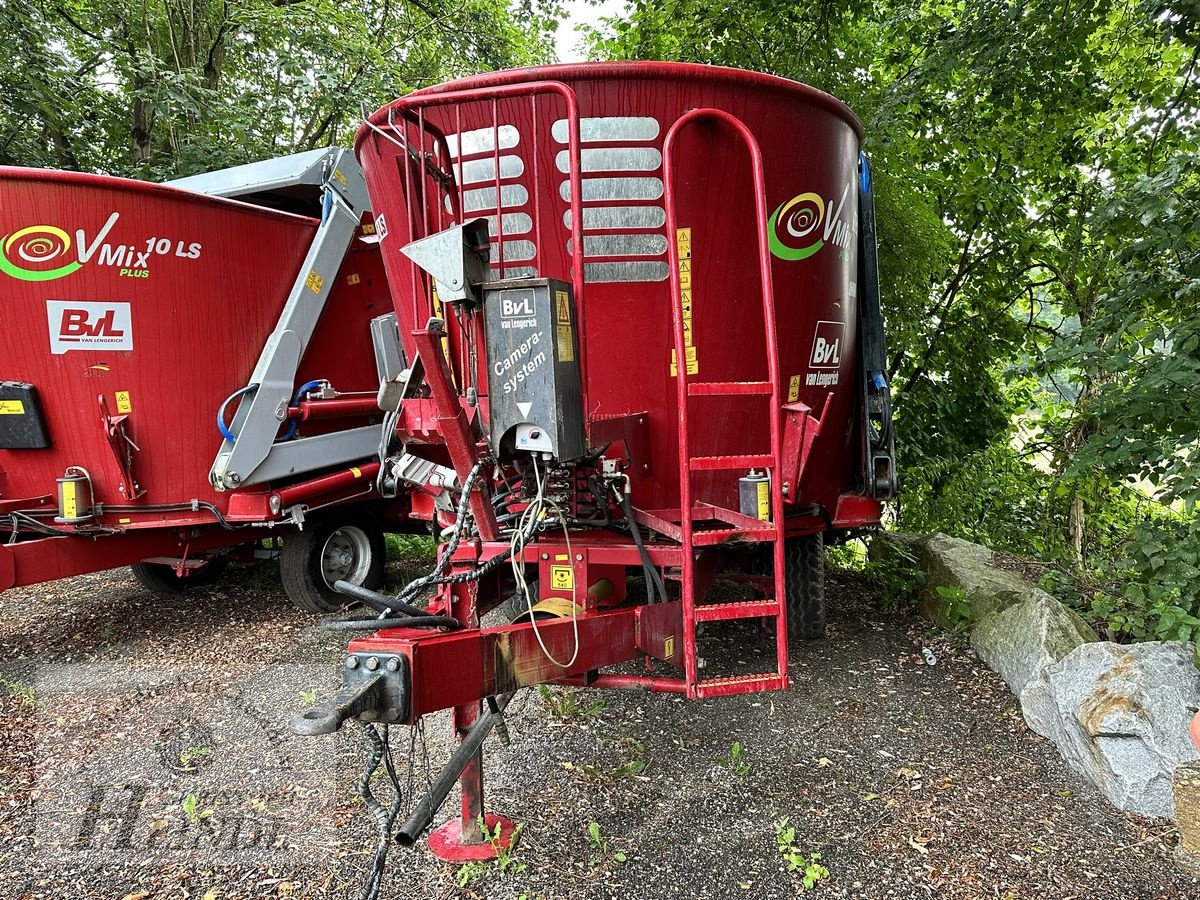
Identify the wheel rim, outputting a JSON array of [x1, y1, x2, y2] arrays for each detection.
[[320, 525, 373, 588]]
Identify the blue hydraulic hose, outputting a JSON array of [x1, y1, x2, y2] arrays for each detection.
[[217, 384, 259, 443], [280, 379, 325, 441]]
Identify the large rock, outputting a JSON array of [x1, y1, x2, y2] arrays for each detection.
[[1021, 641, 1200, 819], [971, 588, 1098, 695], [918, 533, 1027, 628]]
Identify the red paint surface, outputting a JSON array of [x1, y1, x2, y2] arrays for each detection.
[[0, 169, 388, 531], [355, 62, 879, 528], [427, 814, 517, 861]]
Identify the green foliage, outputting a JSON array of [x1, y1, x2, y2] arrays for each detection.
[[773, 817, 829, 889], [865, 541, 925, 609], [181, 792, 213, 824], [0, 0, 559, 177], [717, 741, 750, 777], [455, 817, 526, 886], [587, 821, 627, 865], [934, 586, 971, 633], [590, 0, 1200, 652], [0, 676, 40, 712], [537, 685, 606, 721]]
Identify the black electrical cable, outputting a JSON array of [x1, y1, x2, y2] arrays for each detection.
[[380, 455, 490, 610], [322, 615, 462, 632], [100, 501, 238, 530], [332, 580, 433, 617], [357, 722, 402, 900], [617, 489, 668, 604]]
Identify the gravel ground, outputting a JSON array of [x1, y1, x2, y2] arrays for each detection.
[[0, 558, 1194, 900]]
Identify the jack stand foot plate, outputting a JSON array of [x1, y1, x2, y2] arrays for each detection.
[[428, 814, 517, 861]]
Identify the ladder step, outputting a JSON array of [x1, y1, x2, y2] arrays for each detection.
[[694, 600, 779, 622], [688, 381, 772, 397], [689, 454, 774, 472], [695, 673, 788, 699], [692, 527, 777, 546]]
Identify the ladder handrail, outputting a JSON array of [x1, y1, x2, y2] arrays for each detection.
[[374, 81, 588, 397], [662, 107, 789, 691]]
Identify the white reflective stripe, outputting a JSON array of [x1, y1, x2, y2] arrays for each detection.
[[446, 125, 520, 157], [567, 234, 668, 257], [583, 261, 669, 283], [481, 213, 534, 236], [555, 147, 662, 173], [551, 117, 661, 143], [446, 184, 530, 214], [454, 155, 525, 185], [494, 239, 537, 262], [559, 177, 664, 202], [563, 206, 667, 231]]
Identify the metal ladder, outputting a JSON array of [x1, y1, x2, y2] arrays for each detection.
[[663, 109, 789, 700]]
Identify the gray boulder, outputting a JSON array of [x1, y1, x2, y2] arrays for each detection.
[[971, 588, 1098, 695], [1021, 640, 1200, 819], [918, 533, 1027, 628]]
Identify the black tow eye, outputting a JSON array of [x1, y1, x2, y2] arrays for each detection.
[[291, 652, 410, 736]]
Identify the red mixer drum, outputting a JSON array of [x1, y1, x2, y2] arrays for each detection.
[[356, 62, 879, 530]]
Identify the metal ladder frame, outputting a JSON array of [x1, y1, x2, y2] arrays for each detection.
[[662, 108, 790, 699]]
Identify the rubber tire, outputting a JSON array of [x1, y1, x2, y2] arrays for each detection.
[[280, 514, 386, 614], [131, 556, 229, 594], [785, 532, 826, 641], [501, 579, 539, 622]]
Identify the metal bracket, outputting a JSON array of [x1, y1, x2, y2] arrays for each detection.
[[199, 148, 374, 491], [291, 652, 409, 736]]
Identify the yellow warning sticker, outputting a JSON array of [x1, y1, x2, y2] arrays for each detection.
[[347, 273, 361, 285], [333, 168, 348, 186], [550, 565, 574, 591], [557, 324, 575, 362], [664, 635, 675, 659], [672, 227, 699, 377], [670, 345, 699, 377], [361, 222, 376, 235], [555, 290, 571, 324], [0, 400, 25, 415], [118, 517, 131, 524], [61, 480, 77, 519], [350, 466, 362, 478], [788, 375, 801, 403], [756, 479, 771, 521], [305, 270, 325, 294], [115, 391, 132, 414]]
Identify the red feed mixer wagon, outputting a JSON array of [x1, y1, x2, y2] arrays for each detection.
[[288, 61, 898, 862], [0, 149, 424, 610]]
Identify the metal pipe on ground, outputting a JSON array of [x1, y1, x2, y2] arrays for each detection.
[[396, 692, 514, 846]]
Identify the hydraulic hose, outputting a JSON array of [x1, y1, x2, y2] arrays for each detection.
[[216, 384, 259, 443], [281, 379, 326, 441], [396, 692, 514, 846]]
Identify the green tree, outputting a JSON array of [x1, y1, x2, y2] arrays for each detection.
[[0, 0, 559, 178]]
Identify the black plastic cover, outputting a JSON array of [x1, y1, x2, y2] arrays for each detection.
[[0, 382, 51, 449]]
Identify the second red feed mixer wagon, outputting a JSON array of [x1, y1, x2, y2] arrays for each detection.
[[286, 61, 898, 864], [0, 148, 430, 609]]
